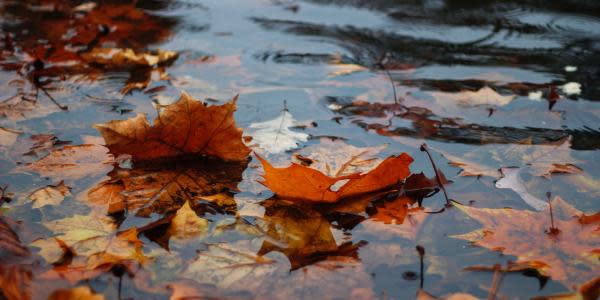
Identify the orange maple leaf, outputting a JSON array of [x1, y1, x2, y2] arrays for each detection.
[[453, 197, 600, 289], [94, 92, 250, 162], [256, 153, 413, 203]]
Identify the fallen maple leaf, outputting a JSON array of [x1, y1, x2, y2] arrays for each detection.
[[94, 92, 250, 162], [183, 242, 279, 291], [183, 241, 374, 299], [27, 144, 114, 181], [41, 213, 145, 269], [26, 181, 71, 208], [256, 152, 413, 202], [453, 196, 600, 288]]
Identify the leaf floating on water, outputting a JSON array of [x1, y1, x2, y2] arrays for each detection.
[[247, 110, 309, 154], [27, 144, 114, 181], [42, 213, 145, 269], [183, 242, 279, 291], [256, 152, 413, 203], [167, 201, 209, 243], [0, 127, 21, 147], [503, 137, 582, 178], [81, 48, 178, 67], [94, 92, 250, 162], [26, 181, 71, 209], [453, 86, 515, 107], [453, 196, 600, 287], [0, 216, 31, 300], [0, 217, 29, 258]]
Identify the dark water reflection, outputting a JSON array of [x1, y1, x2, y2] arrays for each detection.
[[1, 0, 600, 299]]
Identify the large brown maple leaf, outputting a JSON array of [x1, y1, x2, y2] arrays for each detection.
[[94, 92, 250, 162], [453, 197, 600, 289]]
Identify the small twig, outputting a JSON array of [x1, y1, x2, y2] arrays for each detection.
[[39, 86, 68, 111], [274, 100, 288, 147], [420, 143, 451, 206], [546, 192, 560, 235], [487, 264, 504, 300], [416, 245, 425, 289]]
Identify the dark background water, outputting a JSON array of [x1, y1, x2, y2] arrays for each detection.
[[1, 0, 599, 299]]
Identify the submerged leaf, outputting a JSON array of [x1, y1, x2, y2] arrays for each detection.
[[95, 92, 250, 162]]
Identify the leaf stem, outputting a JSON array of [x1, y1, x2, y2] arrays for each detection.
[[420, 143, 451, 206], [546, 192, 560, 235], [416, 245, 425, 289], [487, 264, 504, 300]]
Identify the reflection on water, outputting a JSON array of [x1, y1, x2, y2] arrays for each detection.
[[1, 0, 600, 299]]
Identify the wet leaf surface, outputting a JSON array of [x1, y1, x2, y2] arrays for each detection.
[[1, 0, 600, 298]]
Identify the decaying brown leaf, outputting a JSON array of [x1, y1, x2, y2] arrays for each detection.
[[256, 152, 413, 202], [453, 197, 600, 288], [95, 92, 250, 162], [0, 217, 29, 258], [0, 216, 31, 300]]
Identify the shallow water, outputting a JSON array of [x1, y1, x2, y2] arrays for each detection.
[[1, 0, 599, 299]]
